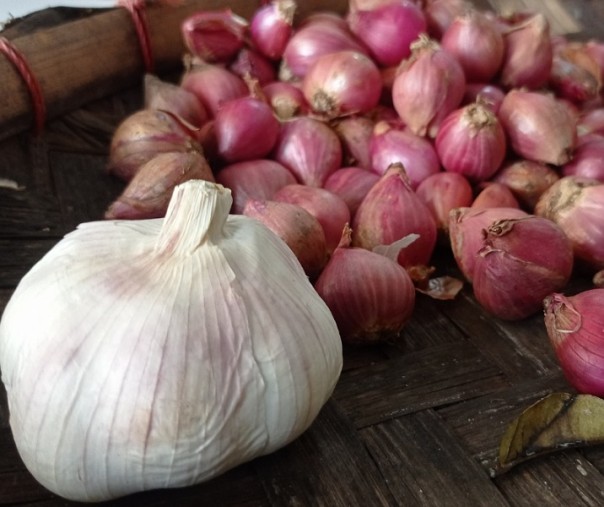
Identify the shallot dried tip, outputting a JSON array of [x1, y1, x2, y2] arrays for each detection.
[[372, 234, 420, 263]]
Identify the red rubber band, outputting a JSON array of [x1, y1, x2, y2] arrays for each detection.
[[0, 36, 46, 134], [119, 0, 155, 73]]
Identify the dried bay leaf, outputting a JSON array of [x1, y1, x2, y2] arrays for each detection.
[[496, 392, 604, 474]]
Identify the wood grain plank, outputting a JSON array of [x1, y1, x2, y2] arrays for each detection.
[[437, 373, 571, 473], [494, 452, 604, 507], [361, 410, 510, 506], [334, 341, 509, 429], [254, 400, 396, 507]]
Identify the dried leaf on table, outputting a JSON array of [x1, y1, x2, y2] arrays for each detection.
[[496, 392, 604, 474]]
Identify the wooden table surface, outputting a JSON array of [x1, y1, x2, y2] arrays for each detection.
[[1, 1, 604, 505]]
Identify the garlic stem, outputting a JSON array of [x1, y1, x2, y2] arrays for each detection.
[[156, 181, 232, 255]]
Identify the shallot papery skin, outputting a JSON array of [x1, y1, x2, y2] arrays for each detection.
[[500, 13, 553, 89], [281, 17, 368, 78], [143, 74, 208, 127], [346, 1, 427, 67], [108, 110, 200, 182], [216, 159, 297, 214], [352, 163, 437, 269], [492, 160, 560, 211], [315, 227, 416, 344], [416, 172, 473, 237], [249, 0, 296, 60], [535, 176, 604, 271], [105, 151, 215, 219], [323, 166, 380, 217], [440, 11, 504, 83], [273, 184, 351, 254], [214, 95, 280, 163], [272, 116, 342, 187], [302, 50, 382, 119], [242, 199, 328, 279], [0, 181, 342, 502], [392, 36, 466, 138], [544, 289, 604, 396], [472, 216, 574, 320], [181, 9, 248, 63], [498, 90, 577, 166], [435, 101, 506, 182], [449, 207, 529, 283]]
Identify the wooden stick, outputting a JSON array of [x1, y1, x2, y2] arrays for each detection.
[[0, 0, 348, 141]]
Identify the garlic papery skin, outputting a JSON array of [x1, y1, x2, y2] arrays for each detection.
[[0, 180, 342, 502]]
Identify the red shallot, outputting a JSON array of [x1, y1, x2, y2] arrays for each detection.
[[498, 89, 576, 166], [249, 0, 296, 60], [334, 115, 374, 169], [353, 163, 437, 269], [471, 182, 519, 210], [272, 116, 343, 187], [346, 1, 427, 67], [535, 176, 604, 271], [302, 51, 382, 119], [392, 35, 466, 138], [242, 199, 328, 279], [562, 134, 604, 181], [435, 101, 506, 182], [472, 216, 573, 320], [262, 81, 309, 120], [323, 167, 379, 217], [544, 289, 604, 396], [314, 226, 416, 344], [181, 9, 248, 63], [215, 159, 296, 214], [273, 184, 351, 254], [369, 121, 441, 188], [448, 206, 529, 283], [441, 11, 504, 83]]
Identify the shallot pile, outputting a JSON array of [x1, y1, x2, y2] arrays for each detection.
[[106, 0, 604, 363]]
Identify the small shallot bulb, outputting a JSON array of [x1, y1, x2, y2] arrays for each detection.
[[471, 182, 520, 210], [273, 184, 351, 254], [242, 199, 328, 279], [105, 151, 214, 220], [229, 48, 277, 85], [562, 134, 604, 182], [181, 9, 248, 63], [423, 0, 471, 39], [535, 176, 604, 272], [392, 35, 466, 138], [249, 0, 296, 60], [180, 59, 248, 117], [472, 216, 574, 320], [578, 108, 604, 137], [416, 172, 473, 238], [544, 289, 604, 396], [492, 160, 560, 211], [272, 116, 342, 187], [498, 90, 577, 166], [462, 83, 505, 113], [314, 226, 416, 344], [369, 121, 441, 189], [214, 93, 280, 163], [334, 115, 374, 169], [441, 11, 504, 83], [448, 206, 529, 283], [323, 167, 379, 217], [262, 81, 309, 120], [500, 12, 553, 89], [281, 17, 368, 79], [302, 51, 382, 119], [346, 1, 427, 67], [353, 163, 437, 269], [435, 101, 506, 182], [108, 110, 200, 182], [550, 42, 602, 104], [143, 74, 208, 127], [215, 159, 297, 214]]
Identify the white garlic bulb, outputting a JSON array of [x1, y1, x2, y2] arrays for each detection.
[[0, 180, 342, 502]]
